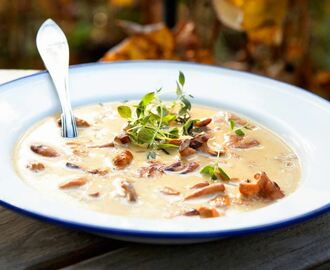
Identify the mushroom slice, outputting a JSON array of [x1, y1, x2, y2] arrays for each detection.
[[190, 182, 210, 189], [161, 186, 180, 195], [88, 191, 100, 197], [179, 139, 196, 157], [239, 172, 284, 200], [139, 161, 165, 177], [88, 142, 115, 148], [198, 206, 221, 218], [113, 150, 133, 168], [87, 168, 109, 176], [59, 177, 87, 189], [184, 183, 225, 200], [65, 162, 81, 170], [30, 144, 59, 157], [114, 133, 131, 144], [27, 162, 45, 172], [194, 118, 212, 128], [164, 161, 185, 172], [180, 161, 200, 174], [120, 180, 137, 202], [190, 133, 224, 157], [182, 209, 200, 216], [225, 134, 260, 149]]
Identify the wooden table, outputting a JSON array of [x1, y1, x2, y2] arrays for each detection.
[[1, 70, 330, 270]]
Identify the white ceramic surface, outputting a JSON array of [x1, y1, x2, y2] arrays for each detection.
[[0, 61, 329, 244]]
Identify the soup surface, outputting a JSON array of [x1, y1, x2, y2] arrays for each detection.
[[14, 101, 300, 219]]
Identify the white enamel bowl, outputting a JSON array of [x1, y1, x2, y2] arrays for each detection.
[[0, 61, 329, 244]]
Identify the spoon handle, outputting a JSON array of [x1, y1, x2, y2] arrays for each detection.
[[36, 19, 77, 138]]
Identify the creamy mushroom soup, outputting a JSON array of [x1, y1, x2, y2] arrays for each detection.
[[14, 73, 301, 219]]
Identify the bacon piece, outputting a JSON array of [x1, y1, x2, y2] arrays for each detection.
[[27, 162, 45, 172], [58, 117, 90, 127], [194, 118, 212, 128], [198, 206, 220, 218], [209, 194, 231, 207], [161, 186, 180, 195], [139, 161, 164, 177], [184, 183, 225, 200], [113, 150, 133, 168], [190, 182, 210, 189], [239, 172, 284, 200], [180, 161, 199, 174], [30, 144, 59, 157], [114, 133, 131, 144], [120, 180, 137, 202], [59, 177, 87, 189], [88, 142, 115, 148]]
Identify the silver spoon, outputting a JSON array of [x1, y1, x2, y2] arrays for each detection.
[[36, 18, 78, 138]]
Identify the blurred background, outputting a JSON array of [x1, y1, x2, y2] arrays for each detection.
[[1, 0, 330, 99]]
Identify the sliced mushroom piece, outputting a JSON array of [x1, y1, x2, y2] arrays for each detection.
[[198, 206, 220, 218], [113, 150, 133, 168], [184, 183, 225, 200], [225, 134, 260, 149], [59, 177, 87, 189], [182, 209, 200, 216], [65, 162, 81, 170], [164, 161, 185, 172], [254, 172, 285, 200], [190, 182, 210, 189], [27, 162, 45, 172], [30, 144, 59, 157], [58, 117, 90, 127], [88, 191, 100, 197], [139, 161, 165, 177], [180, 161, 200, 174], [190, 133, 224, 157], [179, 139, 196, 157], [114, 133, 131, 144], [234, 137, 260, 149], [161, 186, 180, 195], [194, 118, 212, 127], [239, 172, 284, 200], [88, 142, 115, 148], [87, 168, 109, 176], [120, 180, 137, 202]]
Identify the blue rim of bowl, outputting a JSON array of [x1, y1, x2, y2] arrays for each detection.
[[0, 61, 329, 240]]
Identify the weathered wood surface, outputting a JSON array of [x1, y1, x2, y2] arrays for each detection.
[[63, 212, 330, 270], [0, 207, 120, 270], [1, 205, 330, 270]]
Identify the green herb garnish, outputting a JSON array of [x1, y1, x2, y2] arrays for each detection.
[[200, 163, 230, 181], [235, 129, 245, 137], [117, 72, 193, 157], [229, 119, 235, 130]]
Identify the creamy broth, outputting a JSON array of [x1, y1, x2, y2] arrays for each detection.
[[14, 102, 300, 219]]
